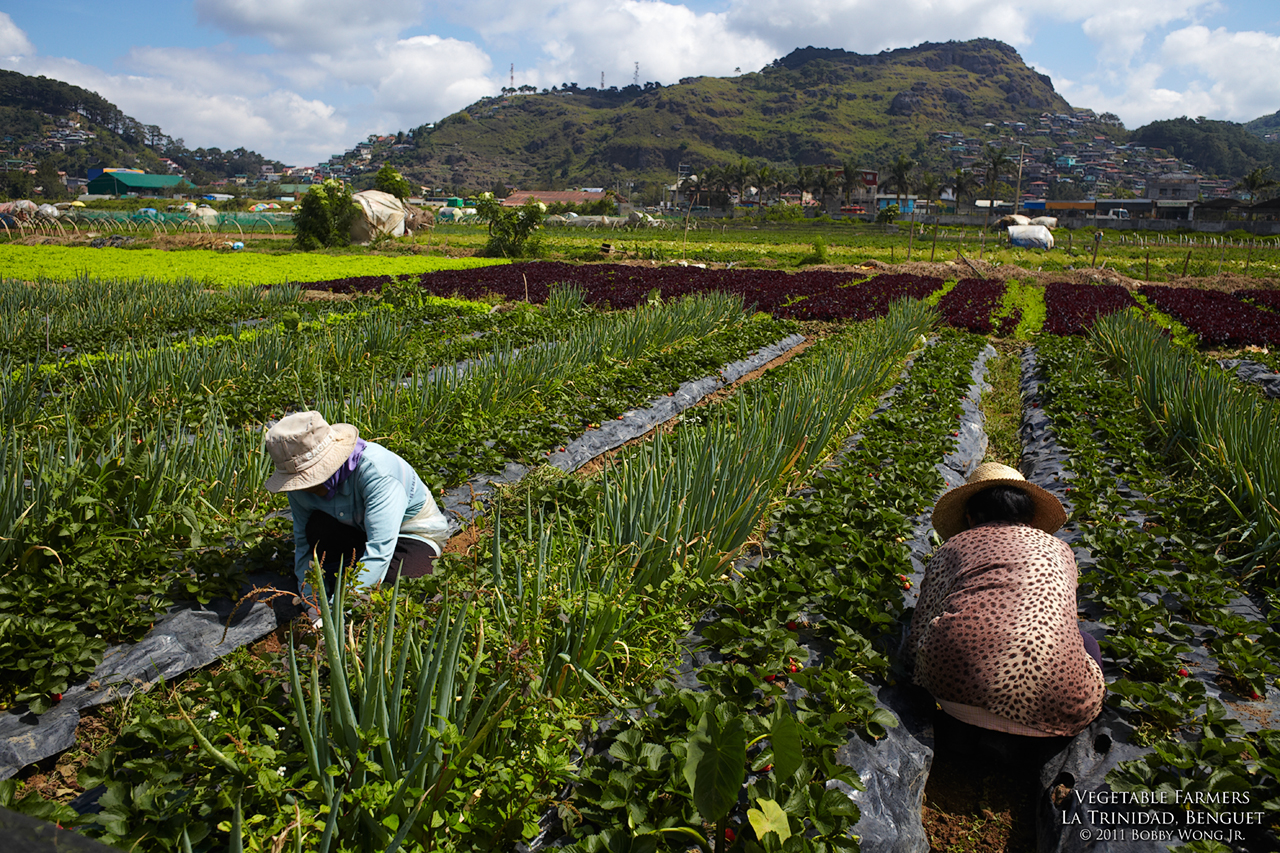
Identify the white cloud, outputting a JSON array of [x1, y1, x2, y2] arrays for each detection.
[[0, 12, 34, 58], [458, 0, 776, 85], [194, 0, 424, 53], [723, 0, 1032, 56], [1160, 24, 1280, 121]]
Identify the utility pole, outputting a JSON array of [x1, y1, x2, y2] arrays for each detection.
[[510, 64, 514, 88], [634, 62, 639, 87], [601, 71, 605, 89], [1013, 141, 1029, 215]]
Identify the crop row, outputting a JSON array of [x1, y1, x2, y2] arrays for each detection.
[[319, 261, 944, 321], [67, 301, 938, 850], [0, 290, 793, 713], [1030, 329, 1278, 843], [0, 244, 505, 288]]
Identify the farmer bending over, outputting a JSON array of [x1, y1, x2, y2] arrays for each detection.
[[264, 411, 448, 620], [907, 462, 1104, 738]]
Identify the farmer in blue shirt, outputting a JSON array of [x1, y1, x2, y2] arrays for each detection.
[[264, 411, 448, 618]]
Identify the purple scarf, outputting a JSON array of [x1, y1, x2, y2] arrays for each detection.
[[321, 438, 368, 499]]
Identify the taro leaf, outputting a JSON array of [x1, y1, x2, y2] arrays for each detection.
[[747, 797, 792, 843], [682, 707, 746, 824], [768, 710, 803, 782]]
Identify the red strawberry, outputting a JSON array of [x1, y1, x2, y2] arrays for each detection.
[[725, 827, 737, 843], [760, 764, 773, 773], [1252, 691, 1263, 701], [1178, 668, 1190, 677], [50, 693, 62, 703], [788, 660, 800, 673], [764, 674, 777, 683], [786, 621, 798, 631]]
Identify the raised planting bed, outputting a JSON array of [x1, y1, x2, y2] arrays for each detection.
[[317, 262, 947, 322], [1138, 284, 1280, 348], [1041, 281, 1138, 337]]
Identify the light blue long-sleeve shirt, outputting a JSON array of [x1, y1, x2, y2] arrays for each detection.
[[286, 442, 448, 590]]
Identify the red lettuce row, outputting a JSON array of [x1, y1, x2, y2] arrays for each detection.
[[1139, 285, 1280, 347], [315, 262, 944, 322], [937, 278, 1007, 334], [1238, 289, 1280, 315], [1042, 282, 1138, 336]]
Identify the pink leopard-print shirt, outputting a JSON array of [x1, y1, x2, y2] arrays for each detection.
[[907, 522, 1105, 737]]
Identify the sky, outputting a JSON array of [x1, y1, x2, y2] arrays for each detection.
[[2, 1, 1279, 168]]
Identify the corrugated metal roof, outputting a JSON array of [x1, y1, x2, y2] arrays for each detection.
[[85, 172, 195, 191]]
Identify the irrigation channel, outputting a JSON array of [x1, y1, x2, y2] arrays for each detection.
[[0, 330, 810, 782]]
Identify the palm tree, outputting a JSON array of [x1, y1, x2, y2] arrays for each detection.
[[794, 164, 817, 208], [755, 163, 776, 208], [881, 155, 917, 216], [840, 157, 865, 209], [980, 146, 1012, 232], [947, 168, 979, 212], [1234, 166, 1277, 202], [725, 157, 756, 216], [813, 167, 841, 215]]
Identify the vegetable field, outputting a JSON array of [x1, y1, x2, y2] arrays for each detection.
[[2, 256, 1279, 853]]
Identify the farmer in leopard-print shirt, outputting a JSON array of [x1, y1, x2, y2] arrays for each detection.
[[907, 463, 1105, 738]]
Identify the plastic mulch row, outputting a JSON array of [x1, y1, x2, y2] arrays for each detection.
[[521, 336, 997, 853], [0, 333, 808, 790], [1021, 346, 1278, 853]]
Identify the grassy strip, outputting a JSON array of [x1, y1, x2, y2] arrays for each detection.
[[999, 280, 1046, 339], [979, 344, 1025, 468], [0, 244, 506, 286]]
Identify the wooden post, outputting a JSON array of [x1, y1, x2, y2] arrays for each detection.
[[930, 216, 940, 262], [1145, 251, 1150, 282], [1182, 250, 1191, 277], [1217, 240, 1227, 276], [1091, 231, 1101, 268]]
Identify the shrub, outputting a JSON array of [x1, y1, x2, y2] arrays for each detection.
[[475, 193, 546, 258], [292, 179, 359, 250], [876, 204, 900, 224]]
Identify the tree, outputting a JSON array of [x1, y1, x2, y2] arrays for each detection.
[[840, 157, 865, 208], [34, 161, 67, 200], [946, 168, 978, 211], [1, 169, 34, 201], [812, 167, 841, 215], [881, 155, 917, 213], [292, 179, 359, 250], [1233, 166, 1277, 202], [475, 193, 544, 258], [980, 146, 1012, 231], [374, 164, 412, 200]]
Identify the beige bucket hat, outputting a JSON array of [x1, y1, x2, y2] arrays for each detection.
[[264, 411, 358, 493], [931, 461, 1066, 542]]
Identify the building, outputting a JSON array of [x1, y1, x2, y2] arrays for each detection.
[[83, 172, 197, 197]]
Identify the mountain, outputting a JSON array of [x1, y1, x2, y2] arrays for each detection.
[[0, 70, 283, 186], [1131, 116, 1280, 177], [390, 39, 1077, 194], [1244, 109, 1280, 140]]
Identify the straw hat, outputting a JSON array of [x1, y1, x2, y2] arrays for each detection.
[[931, 462, 1066, 541], [264, 411, 358, 493]]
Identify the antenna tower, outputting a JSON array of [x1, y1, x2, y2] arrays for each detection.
[[601, 71, 605, 89], [634, 62, 639, 86], [510, 63, 514, 87]]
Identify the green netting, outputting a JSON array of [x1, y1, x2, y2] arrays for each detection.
[[60, 210, 295, 233]]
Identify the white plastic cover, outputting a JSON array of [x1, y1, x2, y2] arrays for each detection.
[[349, 189, 407, 243], [1030, 216, 1058, 229], [1007, 224, 1054, 249]]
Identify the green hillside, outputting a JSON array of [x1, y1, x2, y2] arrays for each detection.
[[0, 70, 283, 189], [1132, 116, 1280, 177], [394, 39, 1075, 193]]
